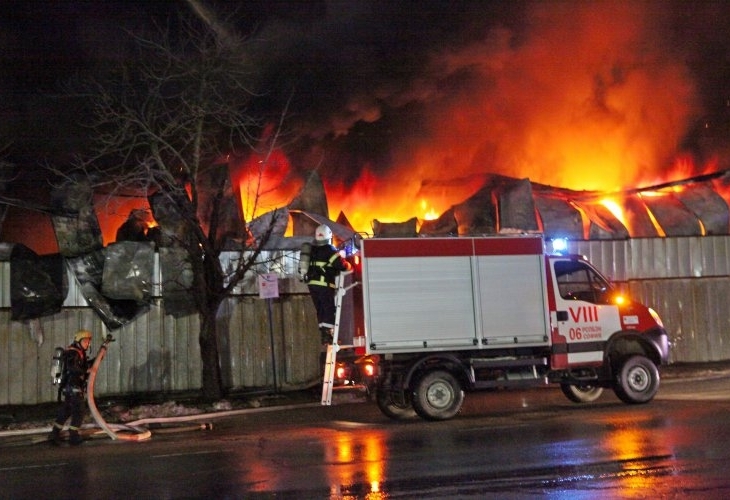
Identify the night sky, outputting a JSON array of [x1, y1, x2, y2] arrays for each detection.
[[2, 0, 730, 250]]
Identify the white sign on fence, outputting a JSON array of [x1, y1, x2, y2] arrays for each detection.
[[258, 273, 280, 299]]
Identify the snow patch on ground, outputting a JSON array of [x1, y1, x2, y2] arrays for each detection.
[[104, 401, 207, 423]]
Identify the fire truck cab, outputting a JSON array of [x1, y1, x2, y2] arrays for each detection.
[[322, 234, 669, 421]]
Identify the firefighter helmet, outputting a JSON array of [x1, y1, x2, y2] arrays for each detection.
[[74, 330, 93, 343], [314, 224, 333, 244]]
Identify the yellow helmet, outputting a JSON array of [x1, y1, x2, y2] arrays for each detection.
[[74, 330, 93, 342]]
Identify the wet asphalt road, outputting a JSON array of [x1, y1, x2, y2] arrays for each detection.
[[3, 373, 730, 499]]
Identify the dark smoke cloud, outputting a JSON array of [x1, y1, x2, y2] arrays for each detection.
[[248, 2, 527, 178]]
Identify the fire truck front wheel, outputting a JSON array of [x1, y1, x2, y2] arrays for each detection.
[[412, 370, 465, 421], [613, 354, 660, 404]]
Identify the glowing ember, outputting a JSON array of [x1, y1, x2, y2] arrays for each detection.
[[637, 193, 667, 237]]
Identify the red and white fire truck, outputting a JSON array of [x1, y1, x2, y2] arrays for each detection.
[[322, 234, 669, 421]]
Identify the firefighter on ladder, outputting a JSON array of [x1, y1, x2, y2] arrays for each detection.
[[49, 330, 95, 446], [305, 224, 351, 345]]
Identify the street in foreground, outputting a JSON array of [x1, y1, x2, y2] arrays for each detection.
[[2, 373, 730, 499]]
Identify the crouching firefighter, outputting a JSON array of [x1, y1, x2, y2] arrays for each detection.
[[303, 225, 351, 345], [49, 330, 95, 446]]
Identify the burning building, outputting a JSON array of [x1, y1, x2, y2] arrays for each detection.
[[222, 1, 730, 244]]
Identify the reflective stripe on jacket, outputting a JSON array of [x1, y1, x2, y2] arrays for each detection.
[[307, 252, 342, 288]]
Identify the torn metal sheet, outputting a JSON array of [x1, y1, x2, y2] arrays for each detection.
[[101, 241, 155, 302]]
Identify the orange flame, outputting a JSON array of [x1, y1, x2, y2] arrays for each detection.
[[230, 150, 301, 222], [600, 198, 626, 229], [420, 199, 439, 221]]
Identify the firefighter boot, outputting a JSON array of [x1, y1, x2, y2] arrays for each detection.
[[69, 429, 83, 446], [48, 425, 62, 446]]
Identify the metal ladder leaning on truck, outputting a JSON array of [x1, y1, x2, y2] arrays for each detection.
[[320, 234, 670, 421]]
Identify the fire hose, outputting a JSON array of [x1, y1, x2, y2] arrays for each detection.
[[86, 334, 152, 442]]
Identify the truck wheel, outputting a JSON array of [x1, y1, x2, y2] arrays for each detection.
[[613, 355, 660, 404], [376, 389, 417, 420], [560, 384, 604, 403], [412, 370, 464, 421]]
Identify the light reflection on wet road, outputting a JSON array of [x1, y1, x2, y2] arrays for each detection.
[[227, 375, 730, 498]]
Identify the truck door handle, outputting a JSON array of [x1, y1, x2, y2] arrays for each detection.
[[556, 311, 568, 321]]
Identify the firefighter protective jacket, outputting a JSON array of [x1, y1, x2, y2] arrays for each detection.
[[62, 342, 92, 391], [306, 244, 350, 288]]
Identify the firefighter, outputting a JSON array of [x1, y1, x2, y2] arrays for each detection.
[[115, 209, 150, 242], [306, 224, 351, 345], [49, 330, 95, 446]]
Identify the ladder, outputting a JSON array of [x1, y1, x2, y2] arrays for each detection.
[[321, 270, 358, 405]]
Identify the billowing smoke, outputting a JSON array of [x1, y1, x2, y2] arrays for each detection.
[[241, 1, 728, 231]]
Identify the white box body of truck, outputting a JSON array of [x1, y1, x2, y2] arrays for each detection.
[[361, 236, 551, 353]]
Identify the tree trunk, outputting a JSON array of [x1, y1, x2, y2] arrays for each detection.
[[199, 307, 224, 401]]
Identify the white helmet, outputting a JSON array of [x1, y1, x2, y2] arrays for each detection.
[[314, 224, 333, 244]]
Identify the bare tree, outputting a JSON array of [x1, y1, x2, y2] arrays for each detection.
[[62, 14, 286, 400]]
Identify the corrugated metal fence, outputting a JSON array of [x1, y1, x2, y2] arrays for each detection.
[[2, 236, 730, 405], [0, 249, 322, 405]]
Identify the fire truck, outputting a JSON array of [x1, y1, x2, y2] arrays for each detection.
[[321, 234, 669, 421]]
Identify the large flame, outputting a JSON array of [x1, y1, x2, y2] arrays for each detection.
[[323, 167, 446, 234]]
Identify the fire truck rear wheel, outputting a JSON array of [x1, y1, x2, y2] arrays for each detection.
[[412, 370, 464, 421], [560, 383, 604, 403], [613, 354, 660, 404], [376, 389, 417, 420]]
